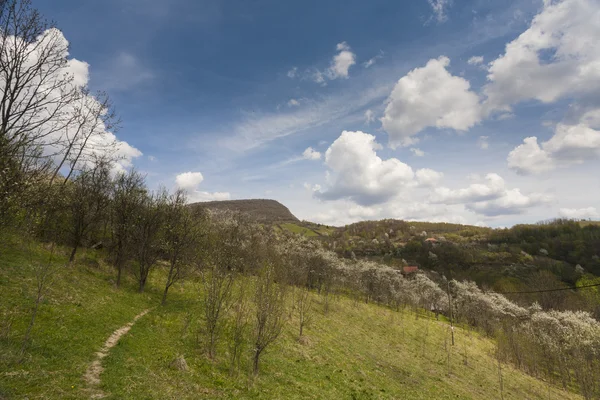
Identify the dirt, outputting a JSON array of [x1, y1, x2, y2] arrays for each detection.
[[83, 309, 150, 399]]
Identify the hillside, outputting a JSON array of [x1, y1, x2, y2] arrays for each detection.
[[191, 199, 299, 223], [0, 238, 581, 399]]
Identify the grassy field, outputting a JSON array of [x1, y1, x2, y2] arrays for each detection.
[[279, 223, 320, 237], [0, 236, 582, 399]]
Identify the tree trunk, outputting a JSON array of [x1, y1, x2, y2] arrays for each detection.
[[19, 297, 41, 361], [69, 243, 79, 263], [161, 285, 169, 305], [116, 264, 122, 288], [162, 263, 176, 305], [253, 348, 261, 376]]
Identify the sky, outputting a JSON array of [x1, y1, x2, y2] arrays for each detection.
[[34, 0, 600, 227]]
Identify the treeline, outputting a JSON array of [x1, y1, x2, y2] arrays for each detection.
[[489, 219, 600, 275]]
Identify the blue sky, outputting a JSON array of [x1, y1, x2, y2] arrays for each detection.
[[36, 0, 600, 226]]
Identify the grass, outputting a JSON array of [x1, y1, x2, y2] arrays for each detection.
[[0, 234, 160, 399], [0, 234, 583, 399], [279, 223, 319, 237]]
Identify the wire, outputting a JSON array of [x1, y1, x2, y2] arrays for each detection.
[[495, 282, 600, 295]]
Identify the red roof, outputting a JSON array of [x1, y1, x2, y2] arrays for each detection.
[[402, 266, 419, 274], [425, 238, 437, 242]]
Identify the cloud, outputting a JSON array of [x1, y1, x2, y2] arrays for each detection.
[[466, 189, 551, 217], [329, 42, 356, 79], [431, 173, 550, 216], [2, 29, 142, 173], [427, 0, 451, 23], [410, 148, 425, 157], [310, 42, 357, 84], [467, 56, 484, 65], [381, 56, 481, 148], [288, 98, 300, 107], [303, 182, 321, 192], [364, 109, 375, 124], [416, 168, 443, 187], [559, 207, 600, 219], [363, 51, 384, 68], [219, 83, 391, 151], [315, 131, 415, 205], [175, 171, 230, 202], [307, 198, 468, 226], [477, 136, 489, 149], [507, 137, 555, 174], [186, 191, 231, 202], [175, 171, 204, 190], [508, 110, 600, 174], [287, 67, 298, 78], [302, 147, 322, 160], [432, 173, 506, 204], [483, 0, 600, 112]]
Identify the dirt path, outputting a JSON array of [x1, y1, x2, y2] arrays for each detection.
[[83, 309, 150, 399]]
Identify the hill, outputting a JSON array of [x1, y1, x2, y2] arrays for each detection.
[[0, 238, 581, 399], [191, 199, 299, 223]]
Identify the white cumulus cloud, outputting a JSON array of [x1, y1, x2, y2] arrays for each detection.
[[508, 111, 600, 175], [483, 0, 600, 112], [175, 171, 204, 190], [175, 171, 230, 202], [302, 147, 322, 160], [329, 42, 356, 79], [381, 56, 481, 148], [315, 130, 415, 205], [431, 173, 550, 216]]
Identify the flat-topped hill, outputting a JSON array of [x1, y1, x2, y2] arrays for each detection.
[[191, 199, 299, 223]]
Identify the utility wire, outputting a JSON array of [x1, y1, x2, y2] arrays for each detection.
[[495, 282, 600, 295]]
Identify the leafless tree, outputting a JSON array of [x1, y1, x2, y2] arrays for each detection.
[[252, 261, 287, 376], [296, 286, 313, 339], [200, 261, 234, 359], [132, 189, 166, 292], [19, 241, 57, 361], [228, 281, 250, 376], [197, 215, 246, 359], [50, 91, 119, 186], [0, 0, 80, 211], [109, 169, 145, 287], [1, 0, 121, 227], [65, 156, 112, 262], [161, 190, 205, 305]]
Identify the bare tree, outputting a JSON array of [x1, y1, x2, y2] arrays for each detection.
[[132, 189, 166, 292], [0, 0, 121, 228], [161, 190, 205, 305], [296, 286, 313, 339], [65, 157, 112, 262], [109, 169, 145, 287], [228, 281, 250, 376], [0, 0, 80, 212], [252, 261, 287, 376], [50, 91, 119, 185], [19, 241, 57, 361], [200, 261, 234, 359]]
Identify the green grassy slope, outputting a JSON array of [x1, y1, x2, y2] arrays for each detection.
[[0, 237, 582, 399], [0, 235, 160, 399]]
